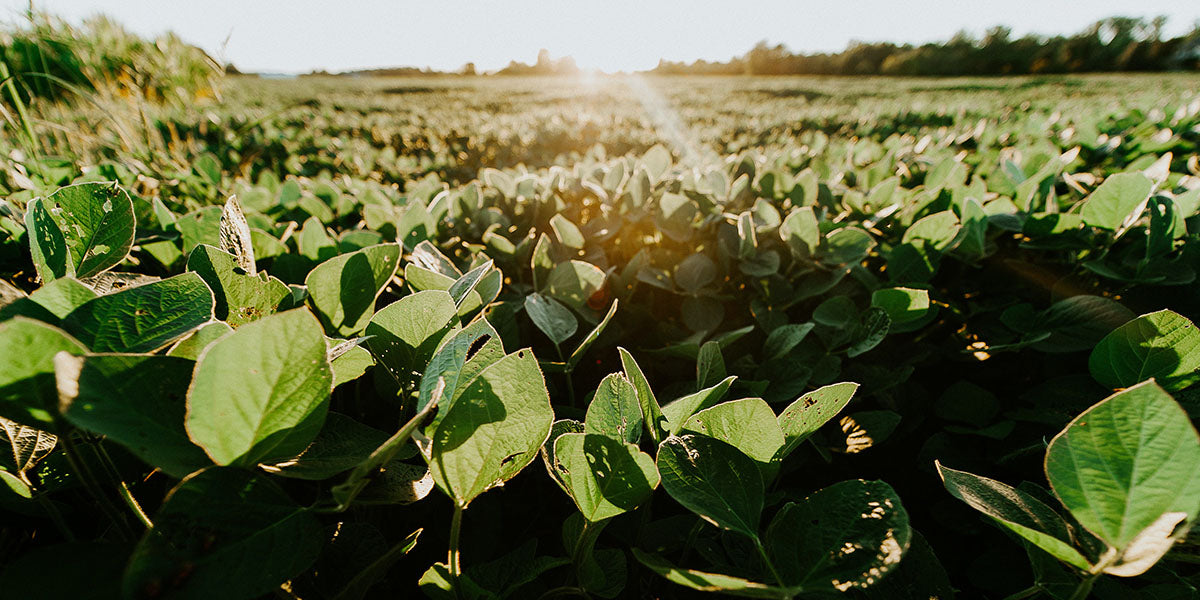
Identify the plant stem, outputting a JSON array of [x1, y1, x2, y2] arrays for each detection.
[[448, 504, 464, 599], [753, 537, 789, 598], [92, 440, 153, 530], [1067, 574, 1099, 600], [555, 343, 576, 407], [1002, 585, 1043, 600], [59, 433, 131, 540]]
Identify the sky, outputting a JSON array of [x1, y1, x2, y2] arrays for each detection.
[[2, 1, 1199, 74]]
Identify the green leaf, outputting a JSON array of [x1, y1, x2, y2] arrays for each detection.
[[780, 206, 820, 259], [1045, 380, 1200, 572], [525, 293, 577, 345], [60, 272, 215, 353], [187, 245, 292, 327], [870, 288, 930, 324], [330, 342, 375, 388], [39, 182, 136, 279], [1088, 310, 1200, 391], [550, 213, 584, 249], [776, 382, 859, 460], [675, 254, 718, 293], [632, 549, 791, 599], [544, 260, 606, 313], [1080, 172, 1154, 230], [0, 318, 87, 428], [419, 318, 505, 422], [661, 376, 736, 436], [428, 348, 553, 507], [937, 462, 1091, 570], [568, 298, 618, 370], [24, 277, 96, 319], [766, 479, 911, 591], [123, 468, 322, 600], [1033, 296, 1135, 354], [821, 227, 874, 265], [657, 434, 763, 539], [57, 353, 210, 478], [584, 373, 642, 444], [185, 309, 333, 466], [167, 321, 232, 360], [683, 398, 784, 470], [305, 243, 401, 336], [902, 211, 961, 252], [553, 433, 659, 522], [365, 290, 459, 387], [219, 196, 256, 274], [264, 412, 388, 481], [619, 347, 668, 444], [330, 529, 422, 600], [25, 196, 70, 283], [847, 307, 890, 358], [696, 340, 726, 389]]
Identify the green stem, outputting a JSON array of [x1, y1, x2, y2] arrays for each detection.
[[753, 538, 789, 598], [449, 504, 464, 599], [91, 440, 153, 530], [59, 433, 131, 540], [555, 343, 576, 407], [117, 481, 153, 529], [1067, 574, 1099, 600], [1003, 585, 1043, 600]]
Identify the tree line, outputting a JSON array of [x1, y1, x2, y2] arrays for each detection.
[[652, 17, 1200, 76]]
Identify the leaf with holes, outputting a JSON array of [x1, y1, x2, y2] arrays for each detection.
[[553, 433, 659, 522], [60, 272, 215, 353]]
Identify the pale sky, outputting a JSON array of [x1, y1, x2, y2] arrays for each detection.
[[3, 1, 1198, 74]]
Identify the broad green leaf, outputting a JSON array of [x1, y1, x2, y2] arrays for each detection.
[[902, 211, 961, 252], [306, 243, 401, 336], [185, 309, 333, 466], [847, 307, 890, 358], [550, 213, 584, 249], [25, 196, 70, 282], [937, 462, 1091, 570], [57, 353, 209, 478], [780, 206, 820, 259], [1080, 172, 1154, 230], [25, 277, 96, 319], [821, 227, 874, 265], [330, 343, 374, 388], [525, 293, 577, 345], [448, 260, 495, 309], [870, 288, 930, 324], [39, 182, 136, 279], [776, 382, 859, 459], [429, 348, 553, 507], [167, 321, 232, 360], [418, 318, 505, 422], [176, 206, 222, 255], [1033, 296, 1135, 353], [544, 260, 606, 313], [123, 468, 322, 600], [766, 479, 911, 591], [632, 549, 791, 599], [264, 412, 389, 481], [365, 290, 458, 387], [1088, 310, 1200, 391], [762, 323, 813, 361], [657, 434, 763, 539], [188, 245, 292, 327], [567, 298, 618, 370], [675, 254, 718, 293], [619, 347, 668, 444], [584, 373, 642, 444], [553, 433, 659, 522], [60, 272, 215, 353], [403, 264, 488, 316], [661, 376, 736, 436], [696, 340, 726, 389], [0, 318, 87, 428], [683, 398, 784, 469], [1045, 381, 1200, 561]]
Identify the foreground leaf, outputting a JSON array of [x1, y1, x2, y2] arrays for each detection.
[[1088, 310, 1200, 391], [60, 272, 215, 353], [0, 318, 87, 428], [766, 479, 911, 592], [186, 309, 333, 466], [429, 348, 553, 507], [306, 243, 401, 336], [1045, 380, 1200, 573], [57, 353, 210, 478], [553, 433, 659, 522], [123, 468, 322, 600], [657, 434, 763, 539]]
